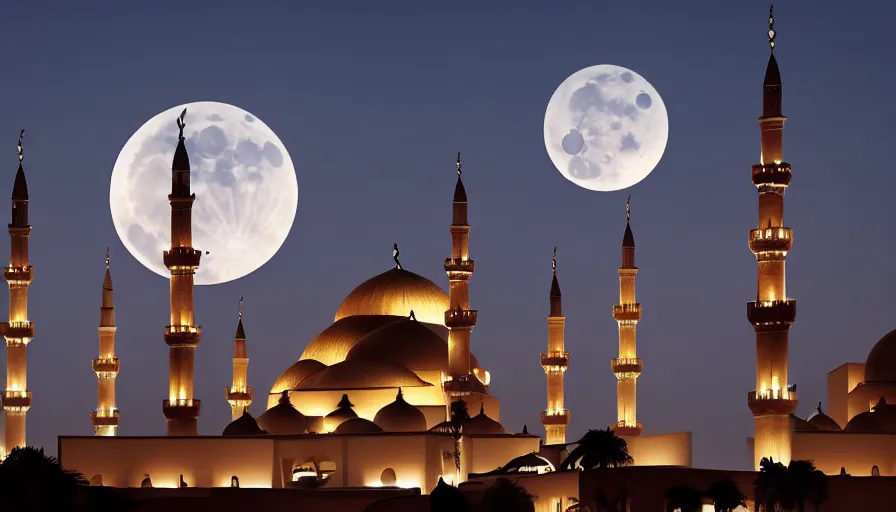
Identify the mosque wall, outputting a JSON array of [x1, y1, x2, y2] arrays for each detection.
[[793, 431, 896, 476], [827, 363, 864, 427], [624, 431, 693, 467], [463, 434, 541, 477]]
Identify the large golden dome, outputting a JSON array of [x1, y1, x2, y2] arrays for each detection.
[[270, 359, 326, 394], [345, 316, 480, 371], [334, 267, 449, 325], [299, 315, 402, 366], [865, 328, 896, 383], [296, 358, 431, 391]]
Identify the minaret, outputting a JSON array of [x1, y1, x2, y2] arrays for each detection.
[[611, 195, 643, 437], [1, 129, 34, 452], [747, 5, 797, 469], [540, 247, 569, 444], [443, 152, 479, 395], [91, 248, 120, 436], [162, 109, 203, 436], [225, 297, 253, 421]]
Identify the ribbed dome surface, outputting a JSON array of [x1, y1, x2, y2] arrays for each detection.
[[299, 315, 403, 366], [257, 392, 307, 435], [334, 417, 384, 435], [374, 389, 427, 432], [296, 358, 430, 391], [865, 328, 896, 383], [807, 405, 842, 432], [346, 317, 479, 371], [223, 411, 266, 436], [334, 268, 449, 326], [844, 398, 896, 434], [270, 359, 326, 394]]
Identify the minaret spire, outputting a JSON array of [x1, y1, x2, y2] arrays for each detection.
[[444, 152, 482, 398], [611, 197, 643, 437], [747, 6, 797, 470], [2, 128, 35, 455], [162, 109, 203, 436], [91, 247, 120, 436], [226, 297, 253, 421], [541, 247, 569, 444]]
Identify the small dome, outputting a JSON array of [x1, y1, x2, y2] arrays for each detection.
[[845, 397, 896, 434], [324, 394, 358, 431], [346, 315, 480, 372], [334, 417, 383, 435], [865, 329, 896, 383], [806, 403, 841, 431], [791, 413, 817, 432], [223, 410, 266, 436], [270, 359, 326, 394], [299, 315, 403, 366], [296, 358, 430, 391], [257, 391, 307, 435], [334, 267, 449, 326], [500, 453, 555, 474], [374, 388, 427, 432], [464, 404, 508, 435]]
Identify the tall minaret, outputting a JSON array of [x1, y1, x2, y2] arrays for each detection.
[[225, 297, 253, 421], [91, 248, 120, 436], [2, 129, 34, 452], [541, 247, 569, 445], [611, 195, 643, 437], [747, 5, 797, 469], [443, 152, 478, 395], [162, 109, 203, 436]]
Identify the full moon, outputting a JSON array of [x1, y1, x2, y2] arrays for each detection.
[[110, 101, 299, 285], [544, 64, 669, 192]]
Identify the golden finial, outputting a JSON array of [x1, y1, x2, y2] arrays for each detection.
[[626, 194, 631, 223], [238, 296, 243, 319], [768, 5, 776, 52], [17, 129, 24, 163], [105, 247, 110, 270], [393, 243, 401, 270], [456, 152, 462, 177], [552, 246, 557, 274], [176, 108, 187, 140]]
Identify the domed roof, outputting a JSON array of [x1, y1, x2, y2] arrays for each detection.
[[464, 404, 508, 435], [334, 417, 383, 435], [346, 314, 480, 371], [299, 315, 403, 366], [296, 358, 430, 391], [374, 388, 427, 432], [270, 359, 326, 394], [500, 453, 555, 474], [256, 391, 308, 435], [324, 394, 358, 431], [223, 410, 266, 436], [845, 397, 896, 434], [807, 403, 842, 431], [334, 267, 449, 326], [791, 413, 817, 432], [865, 328, 896, 383]]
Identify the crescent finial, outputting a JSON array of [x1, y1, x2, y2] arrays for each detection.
[[238, 296, 243, 319], [456, 152, 462, 177], [176, 108, 187, 140], [768, 5, 776, 52], [626, 194, 631, 223], [552, 246, 557, 274], [17, 129, 24, 163], [105, 247, 110, 270]]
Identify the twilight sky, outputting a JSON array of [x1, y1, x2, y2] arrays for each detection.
[[0, 0, 894, 470]]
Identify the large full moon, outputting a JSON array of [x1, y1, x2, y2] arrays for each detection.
[[110, 101, 298, 285], [544, 64, 669, 192]]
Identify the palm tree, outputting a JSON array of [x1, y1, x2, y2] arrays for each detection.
[[430, 476, 470, 512], [755, 457, 827, 512], [755, 457, 789, 512], [664, 484, 703, 512], [448, 400, 470, 481], [787, 460, 828, 512], [706, 478, 746, 512], [560, 428, 634, 471], [480, 478, 536, 512], [0, 446, 88, 511]]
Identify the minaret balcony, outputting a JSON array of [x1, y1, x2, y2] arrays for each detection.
[[90, 409, 120, 426], [3, 265, 33, 284], [225, 386, 254, 402], [162, 247, 202, 270], [444, 258, 475, 276], [747, 300, 796, 329], [162, 398, 201, 419], [610, 421, 644, 437], [541, 409, 570, 426], [752, 162, 792, 187], [1, 321, 34, 341], [611, 357, 643, 375], [540, 351, 569, 368], [613, 304, 641, 322], [749, 227, 793, 254], [92, 357, 120, 374], [1, 390, 32, 411], [164, 325, 202, 347], [747, 389, 798, 416], [443, 374, 487, 395], [445, 309, 477, 329]]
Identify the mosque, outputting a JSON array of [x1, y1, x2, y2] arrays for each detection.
[[1, 6, 896, 512]]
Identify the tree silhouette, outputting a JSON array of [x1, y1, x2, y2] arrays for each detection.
[[560, 428, 633, 470], [480, 478, 536, 512], [664, 484, 703, 512], [706, 478, 746, 512], [448, 400, 470, 480], [754, 457, 827, 512], [0, 446, 88, 511]]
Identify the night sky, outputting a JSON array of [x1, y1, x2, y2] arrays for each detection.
[[0, 0, 894, 470]]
